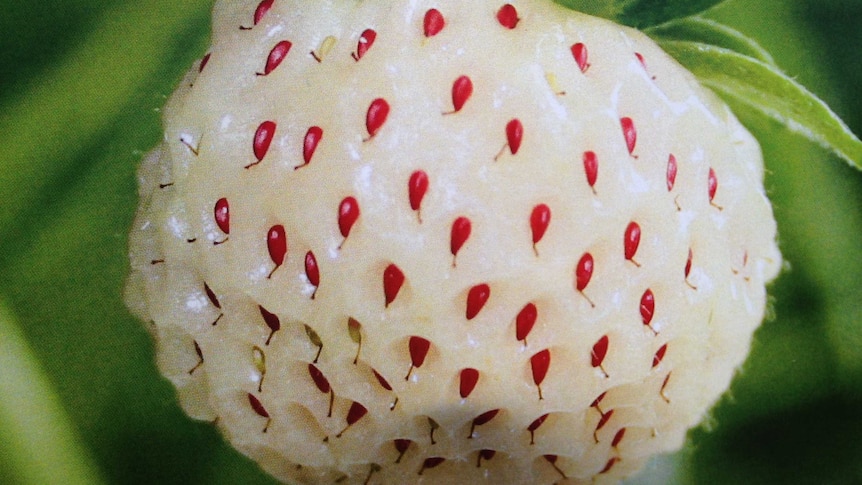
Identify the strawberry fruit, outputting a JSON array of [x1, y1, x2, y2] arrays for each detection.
[[125, 0, 782, 483]]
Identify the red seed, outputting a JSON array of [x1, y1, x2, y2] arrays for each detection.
[[248, 392, 269, 418], [591, 335, 609, 377], [450, 216, 472, 263], [635, 52, 655, 79], [373, 369, 393, 391], [595, 409, 614, 442], [267, 225, 287, 277], [544, 455, 567, 478], [449, 75, 473, 113], [298, 126, 323, 168], [257, 40, 291, 76], [352, 29, 376, 61], [685, 248, 693, 278], [308, 363, 331, 394], [620, 117, 637, 156], [466, 283, 490, 320], [249, 120, 276, 167], [571, 42, 589, 73], [641, 288, 656, 332], [506, 118, 523, 155], [198, 53, 211, 73], [527, 413, 549, 445], [472, 409, 499, 427], [591, 392, 607, 414], [667, 154, 678, 191], [515, 302, 538, 343], [241, 0, 273, 29], [348, 318, 362, 363], [204, 283, 221, 309], [365, 98, 390, 139], [708, 167, 719, 204], [345, 401, 368, 426], [394, 439, 412, 463], [583, 151, 598, 193], [459, 368, 480, 398], [408, 170, 429, 220], [383, 264, 405, 307], [653, 343, 668, 368], [624, 222, 641, 266], [259, 305, 281, 345], [531, 349, 551, 399], [600, 457, 620, 474], [338, 196, 360, 240], [496, 4, 519, 29], [530, 204, 551, 251], [612, 427, 627, 448], [424, 8, 445, 37], [419, 457, 445, 475], [576, 252, 594, 293], [214, 198, 230, 235], [405, 336, 431, 380], [477, 449, 496, 467], [305, 251, 319, 297]]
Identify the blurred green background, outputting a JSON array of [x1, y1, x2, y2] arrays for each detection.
[[0, 0, 860, 483]]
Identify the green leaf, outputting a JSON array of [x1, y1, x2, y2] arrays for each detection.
[[647, 16, 776, 65], [0, 300, 106, 485], [658, 40, 862, 169], [554, 0, 726, 28]]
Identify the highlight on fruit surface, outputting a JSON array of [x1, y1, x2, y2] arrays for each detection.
[[123, 0, 862, 482]]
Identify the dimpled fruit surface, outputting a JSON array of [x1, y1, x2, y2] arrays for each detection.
[[124, 0, 781, 483]]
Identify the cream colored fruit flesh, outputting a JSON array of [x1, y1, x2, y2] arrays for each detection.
[[125, 0, 781, 483]]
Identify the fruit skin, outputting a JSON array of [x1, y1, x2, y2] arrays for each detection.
[[124, 0, 781, 483]]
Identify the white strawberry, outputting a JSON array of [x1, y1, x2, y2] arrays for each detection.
[[125, 0, 782, 483]]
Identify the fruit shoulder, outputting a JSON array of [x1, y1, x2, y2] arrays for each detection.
[[125, 0, 781, 483]]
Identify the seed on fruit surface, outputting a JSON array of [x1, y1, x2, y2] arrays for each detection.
[[419, 457, 445, 476], [446, 75, 473, 114], [591, 335, 610, 377], [466, 283, 490, 320], [393, 439, 412, 463], [709, 167, 723, 209], [258, 305, 281, 345], [310, 35, 336, 63], [257, 40, 291, 76], [427, 417, 440, 445], [653, 343, 668, 368], [423, 8, 445, 37], [624, 222, 642, 267], [594, 408, 614, 442], [348, 317, 362, 364], [666, 154, 678, 191], [496, 119, 524, 160], [198, 52, 211, 73], [305, 324, 323, 363], [408, 170, 429, 222], [468, 409, 500, 438], [352, 29, 377, 61], [247, 120, 276, 168], [338, 196, 360, 247], [405, 336, 431, 380], [583, 151, 598, 194], [298, 126, 323, 169], [450, 216, 472, 266], [544, 455, 567, 479], [383, 264, 406, 307], [530, 204, 551, 254], [204, 282, 224, 325], [247, 392, 271, 432], [365, 98, 389, 141], [459, 368, 480, 398], [336, 401, 368, 437], [600, 457, 620, 474], [620, 117, 637, 157], [304, 251, 320, 298], [253, 345, 266, 392], [531, 349, 551, 400], [640, 289, 657, 335], [612, 427, 626, 448], [576, 252, 596, 307], [213, 198, 229, 245], [571, 42, 590, 73], [372, 369, 398, 410], [591, 391, 607, 415], [496, 4, 519, 29], [188, 340, 204, 375], [527, 413, 549, 445], [308, 363, 334, 417], [240, 0, 273, 30], [266, 224, 287, 278], [515, 302, 538, 345], [477, 449, 496, 468], [635, 52, 656, 80]]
